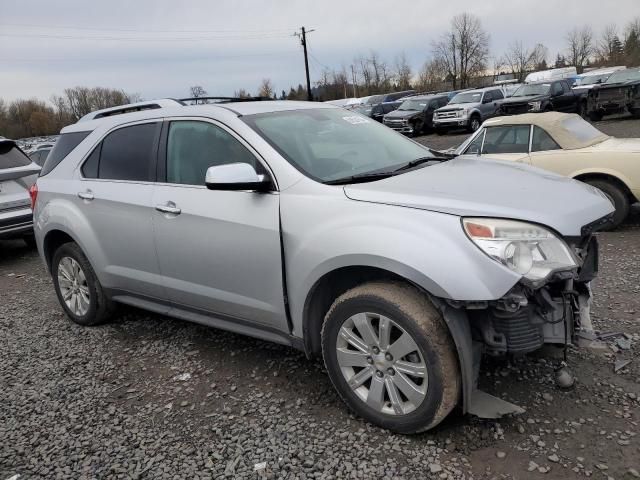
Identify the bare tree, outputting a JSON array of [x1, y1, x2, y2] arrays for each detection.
[[233, 88, 251, 98], [189, 85, 207, 104], [415, 58, 447, 92], [502, 41, 549, 81], [432, 13, 489, 89], [257, 79, 274, 98], [394, 52, 413, 90], [566, 26, 595, 73]]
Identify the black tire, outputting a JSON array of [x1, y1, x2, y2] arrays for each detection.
[[411, 121, 424, 137], [52, 242, 113, 326], [586, 179, 630, 229], [588, 111, 603, 122], [435, 128, 446, 136], [321, 282, 460, 434], [578, 101, 588, 119], [467, 115, 481, 133], [23, 234, 37, 249]]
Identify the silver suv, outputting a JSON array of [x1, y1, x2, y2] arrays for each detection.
[[33, 99, 613, 433], [433, 87, 505, 133]]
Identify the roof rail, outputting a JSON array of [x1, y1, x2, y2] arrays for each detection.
[[77, 99, 184, 123], [178, 96, 270, 105]]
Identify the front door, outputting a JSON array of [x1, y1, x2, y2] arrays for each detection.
[[479, 124, 532, 163], [152, 119, 287, 331]]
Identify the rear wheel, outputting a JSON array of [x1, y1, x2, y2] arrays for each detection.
[[585, 179, 629, 229], [578, 100, 588, 119], [23, 234, 36, 249], [321, 282, 460, 434], [52, 242, 113, 326]]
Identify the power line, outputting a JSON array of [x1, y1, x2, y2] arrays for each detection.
[[0, 23, 297, 34], [0, 51, 300, 63], [0, 32, 294, 42]]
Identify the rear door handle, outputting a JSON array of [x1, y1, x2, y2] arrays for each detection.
[[77, 190, 94, 201], [155, 202, 181, 215]]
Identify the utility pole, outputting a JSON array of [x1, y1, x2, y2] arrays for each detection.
[[351, 65, 358, 97], [295, 27, 314, 101]]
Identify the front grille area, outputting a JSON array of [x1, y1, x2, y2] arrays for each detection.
[[436, 110, 459, 119], [502, 104, 529, 115]]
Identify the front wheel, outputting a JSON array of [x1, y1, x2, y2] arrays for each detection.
[[467, 115, 481, 132], [586, 180, 629, 229], [52, 242, 113, 326], [321, 282, 460, 434]]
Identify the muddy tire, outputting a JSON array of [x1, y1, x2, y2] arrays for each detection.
[[52, 242, 114, 326], [586, 179, 629, 229], [321, 282, 460, 434]]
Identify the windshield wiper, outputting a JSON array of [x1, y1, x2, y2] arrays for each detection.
[[393, 152, 456, 172], [324, 171, 396, 185]]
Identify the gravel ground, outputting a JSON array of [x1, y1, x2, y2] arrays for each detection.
[[1, 117, 639, 480]]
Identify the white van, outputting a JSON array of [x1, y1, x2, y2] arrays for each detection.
[[525, 67, 577, 83]]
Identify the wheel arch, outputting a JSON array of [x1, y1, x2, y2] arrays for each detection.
[[43, 228, 80, 273], [573, 171, 637, 203]]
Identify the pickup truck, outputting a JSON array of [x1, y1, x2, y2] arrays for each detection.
[[499, 80, 585, 116], [382, 94, 450, 135], [432, 87, 505, 133], [586, 67, 640, 121]]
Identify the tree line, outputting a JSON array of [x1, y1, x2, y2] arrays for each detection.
[[2, 15, 640, 139]]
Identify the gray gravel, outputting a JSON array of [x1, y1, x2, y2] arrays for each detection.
[[1, 116, 640, 479]]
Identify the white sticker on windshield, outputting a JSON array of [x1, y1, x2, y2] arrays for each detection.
[[342, 116, 370, 124]]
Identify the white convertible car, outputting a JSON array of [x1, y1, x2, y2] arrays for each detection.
[[453, 112, 640, 228]]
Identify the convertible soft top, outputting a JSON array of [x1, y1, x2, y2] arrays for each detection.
[[482, 112, 610, 150]]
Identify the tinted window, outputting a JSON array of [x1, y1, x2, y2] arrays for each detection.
[[482, 125, 531, 154], [438, 97, 449, 107], [0, 142, 31, 169], [552, 82, 563, 95], [40, 131, 90, 176], [166, 121, 258, 186], [492, 90, 504, 99], [531, 126, 561, 152], [81, 143, 101, 178], [99, 123, 159, 181]]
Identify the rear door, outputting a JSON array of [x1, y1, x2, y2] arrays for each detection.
[[152, 118, 287, 331], [77, 121, 165, 299]]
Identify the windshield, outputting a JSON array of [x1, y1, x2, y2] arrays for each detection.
[[398, 99, 428, 111], [574, 74, 611, 86], [352, 106, 373, 115], [512, 83, 551, 97], [242, 108, 433, 183], [364, 95, 384, 105], [449, 92, 482, 104], [604, 69, 640, 84]]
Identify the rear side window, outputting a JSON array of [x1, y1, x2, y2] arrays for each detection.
[[95, 123, 160, 181], [0, 142, 31, 168], [531, 126, 561, 152], [40, 131, 91, 176]]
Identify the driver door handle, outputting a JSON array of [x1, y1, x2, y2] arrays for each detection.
[[155, 202, 181, 215]]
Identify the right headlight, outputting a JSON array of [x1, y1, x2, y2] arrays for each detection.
[[462, 218, 578, 282]]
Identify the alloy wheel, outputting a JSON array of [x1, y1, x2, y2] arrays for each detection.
[[57, 256, 90, 316], [336, 312, 428, 415]]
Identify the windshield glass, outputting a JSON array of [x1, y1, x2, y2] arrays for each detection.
[[352, 106, 373, 115], [398, 99, 428, 111], [512, 83, 551, 96], [243, 108, 433, 183], [574, 74, 610, 86], [364, 95, 384, 105], [449, 92, 482, 104], [604, 69, 640, 84]]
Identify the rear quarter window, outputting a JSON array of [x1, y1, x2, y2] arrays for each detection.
[[0, 142, 31, 169], [40, 131, 92, 176]]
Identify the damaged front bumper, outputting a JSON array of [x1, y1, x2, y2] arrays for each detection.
[[438, 234, 601, 418]]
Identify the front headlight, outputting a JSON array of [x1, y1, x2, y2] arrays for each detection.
[[528, 101, 542, 112], [462, 218, 577, 282]]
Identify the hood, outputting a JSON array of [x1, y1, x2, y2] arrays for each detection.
[[343, 156, 614, 236], [437, 104, 474, 112], [501, 94, 546, 105], [385, 109, 420, 119]]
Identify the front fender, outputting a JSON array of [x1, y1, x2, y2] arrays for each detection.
[[281, 188, 521, 336]]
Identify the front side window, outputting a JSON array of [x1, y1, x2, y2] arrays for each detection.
[[531, 126, 561, 152], [552, 82, 563, 95], [166, 121, 258, 186], [482, 125, 531, 154], [243, 108, 432, 183], [492, 89, 504, 100], [463, 130, 485, 155]]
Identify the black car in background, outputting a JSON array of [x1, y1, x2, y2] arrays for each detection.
[[383, 94, 450, 135], [586, 68, 640, 120], [352, 101, 402, 122], [499, 80, 581, 115]]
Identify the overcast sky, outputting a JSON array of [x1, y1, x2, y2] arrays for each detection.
[[1, 0, 637, 103]]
